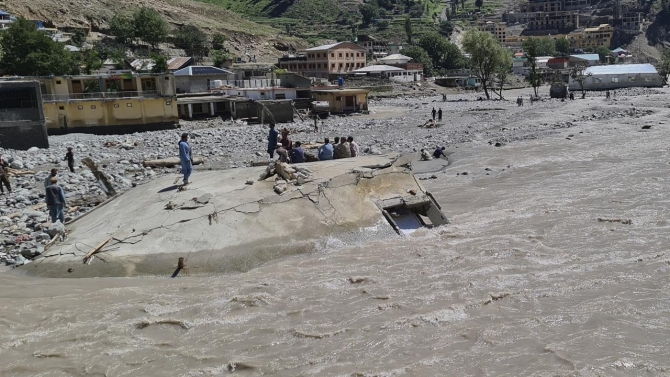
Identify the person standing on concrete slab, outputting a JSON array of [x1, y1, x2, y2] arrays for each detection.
[[45, 177, 66, 224], [289, 141, 305, 163], [431, 107, 437, 120], [276, 143, 289, 163], [318, 138, 334, 161], [0, 157, 11, 194], [438, 108, 443, 121], [280, 128, 293, 150], [268, 123, 279, 158], [64, 147, 75, 172], [348, 136, 359, 157], [44, 168, 58, 189], [433, 146, 447, 159], [178, 133, 193, 185], [335, 136, 351, 159]]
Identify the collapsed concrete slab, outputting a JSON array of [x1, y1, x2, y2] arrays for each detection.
[[19, 154, 448, 278]]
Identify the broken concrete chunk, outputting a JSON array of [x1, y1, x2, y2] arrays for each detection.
[[196, 193, 212, 204]]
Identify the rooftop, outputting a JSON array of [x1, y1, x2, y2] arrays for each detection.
[[305, 42, 364, 52], [570, 54, 600, 61], [312, 88, 371, 94], [379, 54, 413, 61], [353, 65, 405, 73], [585, 63, 659, 75], [173, 66, 233, 76], [167, 57, 193, 71]]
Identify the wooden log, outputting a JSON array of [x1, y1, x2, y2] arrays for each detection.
[[142, 157, 205, 168], [7, 168, 35, 176], [82, 237, 112, 264]]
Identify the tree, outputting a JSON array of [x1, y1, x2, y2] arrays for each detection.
[[151, 53, 168, 73], [460, 0, 466, 10], [555, 37, 570, 55], [71, 29, 87, 47], [403, 45, 433, 76], [175, 25, 208, 62], [462, 29, 510, 99], [133, 7, 169, 49], [212, 33, 226, 50], [595, 45, 611, 63], [93, 41, 126, 69], [491, 49, 513, 99], [659, 48, 670, 85], [418, 32, 464, 70], [377, 19, 390, 29], [523, 38, 544, 97], [475, 0, 483, 11], [535, 37, 556, 56], [409, 3, 424, 17], [359, 3, 380, 26], [404, 16, 413, 44], [0, 18, 79, 76], [569, 62, 592, 99], [211, 50, 233, 67], [439, 20, 454, 37], [79, 49, 102, 74], [109, 15, 135, 45]]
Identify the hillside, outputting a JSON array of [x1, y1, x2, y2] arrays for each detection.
[[0, 0, 306, 61]]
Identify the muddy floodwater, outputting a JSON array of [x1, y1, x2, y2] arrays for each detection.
[[2, 90, 670, 376]]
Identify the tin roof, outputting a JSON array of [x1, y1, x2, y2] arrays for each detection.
[[167, 57, 193, 71], [173, 66, 233, 76], [585, 63, 658, 75], [353, 65, 405, 73]]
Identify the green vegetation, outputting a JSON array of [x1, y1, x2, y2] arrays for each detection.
[[659, 48, 670, 84], [569, 62, 591, 99], [403, 45, 432, 75], [0, 18, 79, 76], [555, 37, 570, 56], [417, 32, 465, 73], [175, 25, 209, 63], [462, 29, 509, 99], [522, 38, 543, 97], [110, 7, 169, 48], [595, 45, 611, 63], [151, 53, 168, 73]]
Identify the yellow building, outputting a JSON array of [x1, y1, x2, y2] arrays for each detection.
[[568, 24, 613, 50], [312, 89, 369, 114], [39, 73, 178, 134]]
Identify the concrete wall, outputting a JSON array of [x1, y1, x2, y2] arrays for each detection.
[[258, 100, 294, 123], [0, 81, 49, 150], [313, 92, 368, 113], [43, 97, 178, 134], [569, 72, 664, 91]]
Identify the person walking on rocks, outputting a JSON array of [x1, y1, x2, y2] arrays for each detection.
[[289, 141, 305, 163], [318, 138, 334, 161], [178, 133, 193, 185], [64, 147, 75, 172], [438, 108, 443, 122], [431, 107, 437, 120], [268, 123, 279, 159], [45, 177, 66, 224], [0, 157, 11, 194], [44, 168, 58, 189], [348, 136, 359, 157]]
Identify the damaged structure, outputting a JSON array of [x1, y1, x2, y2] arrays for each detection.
[[23, 155, 448, 278]]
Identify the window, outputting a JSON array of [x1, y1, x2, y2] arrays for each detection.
[[611, 77, 618, 83], [331, 53, 334, 57], [644, 77, 653, 82], [628, 76, 636, 82], [58, 106, 64, 110], [335, 96, 342, 100], [346, 53, 349, 57], [331, 64, 335, 69], [77, 105, 83, 110], [123, 79, 132, 83], [339, 53, 342, 58], [91, 105, 96, 109], [56, 80, 62, 84], [339, 63, 343, 69], [275, 93, 286, 99], [166, 101, 172, 105], [595, 78, 603, 83], [127, 103, 133, 107], [260, 92, 265, 95]]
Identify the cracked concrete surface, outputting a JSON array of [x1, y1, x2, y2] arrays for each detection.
[[18, 154, 442, 278]]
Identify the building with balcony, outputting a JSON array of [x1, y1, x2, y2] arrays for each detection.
[[568, 24, 613, 50], [620, 13, 643, 33], [38, 73, 178, 134], [477, 21, 508, 43], [278, 42, 367, 79], [526, 11, 579, 33]]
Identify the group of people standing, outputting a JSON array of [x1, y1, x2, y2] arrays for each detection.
[[266, 123, 360, 164]]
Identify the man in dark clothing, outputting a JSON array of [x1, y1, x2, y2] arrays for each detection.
[[45, 177, 66, 224], [438, 108, 443, 121], [64, 147, 75, 172], [431, 107, 436, 120], [433, 146, 447, 159], [280, 128, 293, 150], [0, 157, 11, 194], [268, 123, 279, 158], [289, 141, 305, 163]]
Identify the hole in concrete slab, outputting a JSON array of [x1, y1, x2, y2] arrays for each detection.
[[382, 200, 448, 235]]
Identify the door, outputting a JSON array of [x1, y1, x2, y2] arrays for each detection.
[[345, 96, 354, 111]]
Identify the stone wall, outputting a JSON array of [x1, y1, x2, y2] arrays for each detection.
[[0, 81, 49, 150]]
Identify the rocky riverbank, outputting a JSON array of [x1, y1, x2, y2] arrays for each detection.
[[0, 86, 664, 268]]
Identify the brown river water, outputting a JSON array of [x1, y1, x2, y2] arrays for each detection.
[[1, 94, 670, 376]]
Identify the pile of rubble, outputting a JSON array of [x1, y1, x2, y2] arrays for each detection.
[[258, 160, 314, 194]]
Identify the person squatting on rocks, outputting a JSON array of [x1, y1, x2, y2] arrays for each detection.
[[334, 136, 351, 159], [45, 177, 66, 224], [275, 143, 290, 163], [433, 146, 447, 159], [420, 149, 432, 161], [318, 138, 334, 161], [65, 147, 75, 172], [280, 128, 293, 150], [431, 107, 437, 120], [348, 136, 359, 157], [289, 141, 306, 163], [0, 157, 11, 194], [267, 123, 279, 159], [44, 168, 58, 189], [178, 133, 193, 185]]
